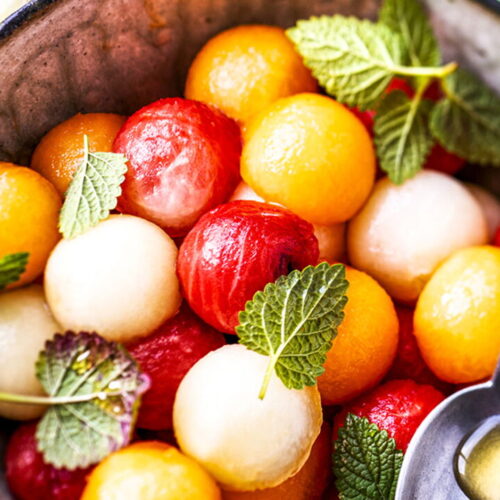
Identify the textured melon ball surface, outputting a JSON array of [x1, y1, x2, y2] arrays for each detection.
[[347, 171, 488, 303], [230, 181, 345, 263], [45, 215, 181, 343], [0, 285, 61, 420], [173, 344, 322, 491]]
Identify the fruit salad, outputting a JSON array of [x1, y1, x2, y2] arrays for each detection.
[[1, 0, 500, 499]]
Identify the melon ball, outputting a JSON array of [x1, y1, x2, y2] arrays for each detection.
[[466, 183, 500, 241], [347, 171, 488, 303], [173, 344, 322, 491], [230, 181, 344, 262], [0, 285, 61, 420], [45, 215, 181, 343]]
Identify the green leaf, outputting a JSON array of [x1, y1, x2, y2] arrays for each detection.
[[379, 0, 440, 68], [374, 90, 434, 184], [35, 331, 149, 469], [237, 262, 348, 399], [0, 252, 29, 290], [59, 135, 128, 239], [430, 69, 500, 166], [287, 16, 406, 110], [334, 414, 404, 500]]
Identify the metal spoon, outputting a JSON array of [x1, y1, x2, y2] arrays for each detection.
[[395, 358, 500, 500]]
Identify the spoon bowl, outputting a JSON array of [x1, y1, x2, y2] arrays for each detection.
[[396, 359, 500, 500]]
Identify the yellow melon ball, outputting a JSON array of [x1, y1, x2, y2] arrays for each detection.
[[414, 246, 500, 384], [241, 93, 375, 226], [82, 441, 221, 500]]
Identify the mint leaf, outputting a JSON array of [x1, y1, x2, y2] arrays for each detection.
[[379, 0, 440, 68], [59, 135, 128, 239], [0, 252, 29, 290], [334, 414, 404, 500], [375, 90, 434, 184], [237, 262, 348, 399], [35, 331, 149, 469], [430, 69, 500, 166], [287, 16, 406, 110]]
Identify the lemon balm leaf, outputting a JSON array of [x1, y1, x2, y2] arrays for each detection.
[[430, 70, 500, 166], [0, 252, 29, 290], [35, 331, 149, 469], [379, 0, 440, 68], [237, 262, 349, 399], [334, 414, 404, 500], [375, 90, 434, 184], [287, 16, 407, 110], [59, 135, 128, 239]]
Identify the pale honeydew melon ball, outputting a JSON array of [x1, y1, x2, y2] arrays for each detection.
[[230, 181, 344, 262], [173, 344, 322, 491], [466, 183, 500, 240], [45, 214, 181, 343], [347, 171, 488, 303], [0, 285, 61, 420]]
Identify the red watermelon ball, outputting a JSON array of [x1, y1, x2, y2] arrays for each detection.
[[128, 305, 226, 430], [114, 98, 242, 237]]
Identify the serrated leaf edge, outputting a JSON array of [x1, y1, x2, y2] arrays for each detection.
[[58, 135, 128, 239], [334, 414, 404, 500]]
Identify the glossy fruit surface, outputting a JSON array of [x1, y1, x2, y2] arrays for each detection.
[[173, 345, 323, 491], [241, 93, 375, 225], [386, 306, 452, 392], [230, 181, 345, 263], [185, 25, 317, 125], [31, 113, 126, 195], [0, 162, 61, 288], [333, 379, 444, 452], [128, 305, 226, 430], [81, 441, 221, 500], [348, 171, 488, 303], [6, 422, 91, 500], [222, 422, 332, 500], [177, 201, 318, 334], [0, 285, 61, 420], [114, 98, 241, 237], [45, 215, 181, 343], [414, 246, 500, 383], [317, 267, 398, 405]]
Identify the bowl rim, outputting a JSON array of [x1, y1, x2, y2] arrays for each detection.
[[1, 0, 498, 43], [0, 0, 59, 42]]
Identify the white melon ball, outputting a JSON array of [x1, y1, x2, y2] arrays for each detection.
[[45, 215, 181, 343], [173, 344, 322, 491], [466, 183, 500, 240], [231, 181, 343, 261], [0, 285, 61, 420], [347, 171, 488, 303]]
